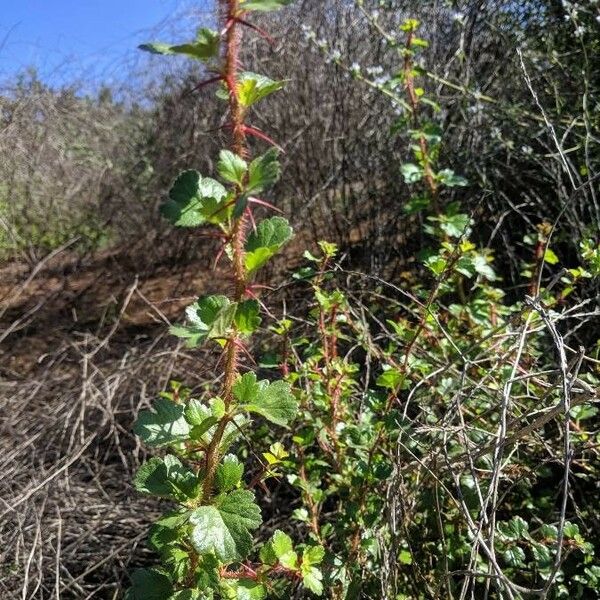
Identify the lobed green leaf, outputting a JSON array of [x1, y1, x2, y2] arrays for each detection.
[[233, 372, 298, 426], [237, 72, 284, 108], [140, 28, 220, 61], [133, 398, 191, 447], [245, 216, 293, 273], [239, 0, 294, 13], [133, 455, 199, 502], [170, 296, 237, 348], [189, 490, 262, 562], [161, 170, 228, 227]]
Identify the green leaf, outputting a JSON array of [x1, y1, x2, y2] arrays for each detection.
[[439, 213, 471, 238], [161, 171, 228, 227], [239, 0, 294, 13], [220, 580, 266, 600], [532, 543, 552, 568], [184, 399, 246, 451], [272, 530, 294, 558], [503, 546, 526, 567], [185, 399, 212, 426], [233, 373, 298, 426], [232, 372, 262, 404], [237, 72, 284, 108], [271, 530, 298, 569], [218, 150, 248, 186], [190, 417, 220, 441], [169, 591, 202, 600], [149, 512, 190, 552], [134, 398, 191, 447], [189, 490, 262, 562], [235, 300, 262, 335], [134, 455, 200, 501], [301, 566, 323, 596], [473, 254, 496, 281], [376, 366, 404, 390], [129, 569, 173, 600], [497, 516, 529, 541], [436, 168, 468, 187], [401, 163, 423, 184], [247, 149, 281, 194], [544, 248, 559, 265], [140, 28, 220, 61], [302, 545, 325, 566], [245, 217, 293, 273], [170, 296, 237, 348], [215, 455, 244, 492], [403, 196, 430, 214]]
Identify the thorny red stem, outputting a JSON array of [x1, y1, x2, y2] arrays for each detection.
[[201, 0, 249, 504]]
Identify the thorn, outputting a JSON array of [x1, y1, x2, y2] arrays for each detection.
[[213, 242, 227, 271], [245, 206, 257, 233], [236, 17, 276, 46], [225, 74, 238, 99], [245, 287, 276, 319], [208, 199, 236, 220], [242, 125, 284, 152], [234, 339, 257, 366], [248, 197, 283, 213], [221, 16, 235, 36], [186, 75, 223, 97]]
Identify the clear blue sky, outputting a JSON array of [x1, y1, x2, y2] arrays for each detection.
[[0, 1, 213, 88]]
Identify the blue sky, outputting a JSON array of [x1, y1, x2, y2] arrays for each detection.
[[0, 0, 213, 88]]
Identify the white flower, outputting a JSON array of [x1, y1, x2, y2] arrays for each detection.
[[574, 25, 586, 37], [366, 65, 384, 76], [330, 49, 341, 61], [350, 62, 361, 74], [374, 75, 390, 86]]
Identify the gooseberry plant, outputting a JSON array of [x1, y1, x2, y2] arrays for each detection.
[[291, 11, 600, 599], [127, 1, 324, 599]]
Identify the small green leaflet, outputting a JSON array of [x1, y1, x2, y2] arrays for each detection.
[[170, 296, 237, 348], [220, 580, 266, 600], [140, 28, 220, 61], [436, 168, 468, 187], [133, 398, 190, 447], [161, 171, 229, 227], [503, 546, 526, 567], [134, 455, 199, 501], [233, 372, 298, 427], [239, 0, 294, 13], [149, 511, 190, 552], [235, 300, 262, 335], [401, 163, 423, 184], [189, 490, 262, 562], [259, 529, 297, 567], [184, 398, 246, 451], [129, 568, 174, 600], [245, 217, 293, 273], [218, 150, 248, 187], [237, 72, 284, 108], [439, 213, 472, 238], [169, 590, 203, 600], [301, 546, 325, 596], [497, 516, 529, 541], [215, 454, 244, 492], [247, 149, 281, 194]]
